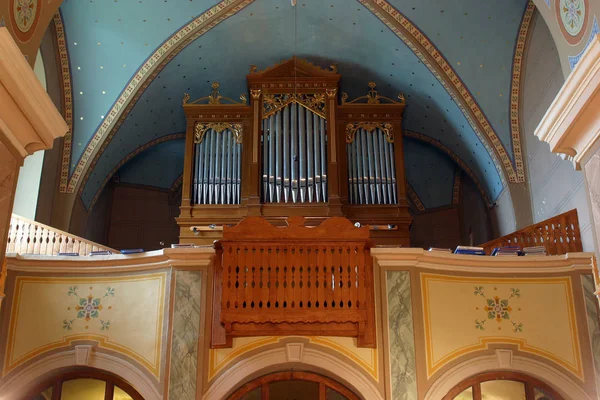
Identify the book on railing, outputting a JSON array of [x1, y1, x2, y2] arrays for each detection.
[[491, 246, 521, 256], [522, 246, 547, 256], [454, 246, 485, 256], [57, 252, 79, 256], [428, 247, 452, 253], [89, 250, 112, 256], [171, 243, 195, 248], [120, 249, 144, 254]]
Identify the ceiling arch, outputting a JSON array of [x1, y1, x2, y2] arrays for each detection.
[[57, 0, 532, 208]]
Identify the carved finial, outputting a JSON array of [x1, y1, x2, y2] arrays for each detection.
[[330, 63, 338, 73], [183, 92, 190, 105], [341, 92, 348, 104], [367, 82, 380, 104], [398, 93, 405, 104], [240, 93, 247, 105], [208, 82, 222, 104], [250, 64, 258, 73]]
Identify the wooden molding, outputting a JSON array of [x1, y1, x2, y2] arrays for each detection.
[[0, 28, 67, 160], [535, 36, 600, 170]]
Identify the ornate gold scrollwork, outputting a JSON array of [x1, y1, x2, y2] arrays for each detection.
[[345, 122, 394, 143], [184, 82, 247, 106], [341, 82, 405, 105], [262, 93, 327, 119], [194, 122, 243, 144], [326, 88, 337, 99]]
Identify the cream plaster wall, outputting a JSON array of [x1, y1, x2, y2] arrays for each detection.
[[12, 50, 47, 220], [522, 13, 594, 251]]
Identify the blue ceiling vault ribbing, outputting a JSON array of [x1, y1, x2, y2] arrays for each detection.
[[59, 0, 529, 209]]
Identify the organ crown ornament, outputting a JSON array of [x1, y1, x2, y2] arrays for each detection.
[[341, 82, 405, 105], [183, 82, 247, 105]]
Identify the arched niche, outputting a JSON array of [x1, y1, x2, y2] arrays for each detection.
[[204, 343, 383, 400], [0, 349, 161, 400], [22, 367, 143, 400], [425, 352, 592, 400]]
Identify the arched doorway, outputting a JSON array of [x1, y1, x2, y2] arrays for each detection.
[[22, 367, 143, 400], [227, 371, 361, 400], [443, 371, 563, 400]]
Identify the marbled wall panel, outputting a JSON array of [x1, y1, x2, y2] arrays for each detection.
[[582, 274, 600, 392], [168, 270, 202, 400], [387, 271, 417, 400]]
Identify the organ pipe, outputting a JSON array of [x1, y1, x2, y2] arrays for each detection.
[[193, 125, 242, 205], [261, 102, 328, 203], [346, 124, 398, 205]]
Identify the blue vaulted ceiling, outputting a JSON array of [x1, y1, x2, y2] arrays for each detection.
[[59, 0, 529, 208], [117, 139, 185, 189]]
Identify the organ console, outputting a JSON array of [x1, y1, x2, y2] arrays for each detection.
[[178, 57, 412, 245]]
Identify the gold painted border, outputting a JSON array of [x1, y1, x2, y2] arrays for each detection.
[[59, 0, 254, 194], [53, 11, 73, 192], [3, 273, 167, 378], [420, 273, 583, 380], [207, 336, 378, 382], [359, 0, 531, 184]]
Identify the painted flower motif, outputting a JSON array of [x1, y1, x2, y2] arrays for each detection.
[[14, 0, 36, 31], [485, 296, 512, 322], [561, 0, 585, 36], [75, 295, 103, 321]]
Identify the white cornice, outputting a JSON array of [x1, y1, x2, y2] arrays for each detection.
[[0, 28, 67, 160], [535, 36, 600, 170], [371, 248, 594, 273], [5, 247, 215, 273]]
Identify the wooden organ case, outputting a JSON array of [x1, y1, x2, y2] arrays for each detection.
[[178, 58, 412, 246]]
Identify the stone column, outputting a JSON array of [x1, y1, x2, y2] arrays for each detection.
[[0, 28, 68, 309], [535, 36, 600, 294]]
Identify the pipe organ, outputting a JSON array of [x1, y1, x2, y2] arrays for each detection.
[[178, 58, 412, 245]]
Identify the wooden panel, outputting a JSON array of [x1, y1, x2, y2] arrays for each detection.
[[107, 185, 179, 251], [480, 209, 583, 255], [212, 216, 376, 348]]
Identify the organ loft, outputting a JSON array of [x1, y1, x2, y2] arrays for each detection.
[[177, 57, 412, 246]]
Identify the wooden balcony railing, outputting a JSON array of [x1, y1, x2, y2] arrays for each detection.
[[6, 214, 118, 256], [481, 209, 583, 255], [211, 216, 376, 348]]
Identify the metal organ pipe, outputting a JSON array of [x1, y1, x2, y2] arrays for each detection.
[[193, 128, 242, 205], [347, 127, 398, 205], [261, 103, 328, 203]]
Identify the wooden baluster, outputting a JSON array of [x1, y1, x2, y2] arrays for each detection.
[[276, 246, 285, 310], [334, 246, 343, 310], [247, 246, 255, 311], [324, 246, 333, 309], [253, 245, 261, 310], [285, 244, 293, 309], [300, 246, 308, 310], [267, 247, 275, 310], [307, 246, 315, 309], [349, 245, 357, 310], [316, 247, 325, 309], [357, 245, 366, 312], [235, 245, 242, 311], [340, 245, 349, 309], [259, 246, 267, 310]]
